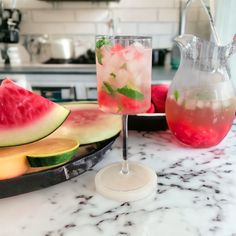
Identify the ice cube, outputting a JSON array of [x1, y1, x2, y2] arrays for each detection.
[[115, 69, 132, 88], [211, 101, 222, 110], [133, 42, 144, 49], [177, 97, 184, 106], [222, 99, 231, 108], [185, 99, 196, 110], [205, 101, 211, 108], [196, 100, 204, 109]]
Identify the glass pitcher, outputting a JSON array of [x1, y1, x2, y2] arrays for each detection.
[[165, 34, 236, 148]]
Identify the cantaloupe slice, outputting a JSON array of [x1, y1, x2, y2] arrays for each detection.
[[0, 138, 79, 180], [26, 138, 79, 167], [0, 147, 29, 180]]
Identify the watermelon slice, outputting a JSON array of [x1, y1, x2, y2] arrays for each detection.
[[49, 102, 122, 145], [0, 79, 70, 147]]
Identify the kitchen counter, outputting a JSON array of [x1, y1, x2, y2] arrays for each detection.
[[1, 122, 236, 236], [0, 64, 176, 81], [0, 64, 96, 75]]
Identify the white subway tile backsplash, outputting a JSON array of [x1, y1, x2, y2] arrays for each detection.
[[118, 23, 138, 35], [73, 35, 95, 50], [158, 9, 179, 22], [185, 22, 198, 34], [32, 10, 75, 22], [60, 2, 108, 9], [21, 23, 62, 34], [199, 8, 210, 21], [21, 23, 95, 35], [109, 0, 175, 8], [158, 35, 174, 48], [21, 10, 32, 22], [76, 9, 109, 22], [175, 0, 201, 9], [113, 9, 157, 22], [152, 35, 174, 49], [16, 0, 209, 50], [62, 23, 96, 34], [172, 23, 179, 35], [138, 23, 173, 35], [96, 23, 110, 35], [186, 9, 199, 22], [152, 36, 159, 49], [5, 0, 53, 9], [95, 22, 138, 35], [174, 0, 181, 8]]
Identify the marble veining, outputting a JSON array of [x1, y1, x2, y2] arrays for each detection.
[[1, 124, 236, 236]]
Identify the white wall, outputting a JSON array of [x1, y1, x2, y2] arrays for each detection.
[[215, 0, 236, 86], [3, 0, 209, 49]]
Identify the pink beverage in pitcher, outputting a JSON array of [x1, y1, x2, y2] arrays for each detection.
[[165, 34, 236, 148], [95, 36, 152, 115], [165, 91, 236, 148]]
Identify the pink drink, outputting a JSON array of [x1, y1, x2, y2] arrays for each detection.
[[165, 95, 236, 148], [96, 38, 152, 114]]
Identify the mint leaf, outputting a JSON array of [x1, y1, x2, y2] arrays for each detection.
[[96, 37, 111, 49], [110, 72, 116, 79], [120, 63, 127, 70], [117, 85, 144, 100], [95, 38, 111, 65], [174, 90, 179, 101], [96, 48, 103, 65], [103, 81, 115, 96]]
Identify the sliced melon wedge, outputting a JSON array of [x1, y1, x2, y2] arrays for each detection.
[[26, 138, 79, 167], [49, 102, 122, 145], [0, 79, 70, 147], [0, 147, 29, 180], [0, 138, 79, 180]]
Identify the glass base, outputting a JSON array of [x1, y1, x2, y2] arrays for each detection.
[[95, 161, 157, 202]]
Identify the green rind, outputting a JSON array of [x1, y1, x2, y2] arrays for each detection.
[[0, 105, 70, 148], [27, 145, 79, 167]]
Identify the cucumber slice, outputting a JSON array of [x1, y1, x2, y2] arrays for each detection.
[[26, 138, 80, 167]]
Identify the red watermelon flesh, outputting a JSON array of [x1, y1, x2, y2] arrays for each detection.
[[151, 84, 169, 113], [0, 79, 70, 147], [146, 103, 155, 113]]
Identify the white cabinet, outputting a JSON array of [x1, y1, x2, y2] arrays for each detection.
[[1, 73, 97, 101]]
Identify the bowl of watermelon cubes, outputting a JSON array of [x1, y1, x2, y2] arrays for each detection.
[[128, 84, 169, 131]]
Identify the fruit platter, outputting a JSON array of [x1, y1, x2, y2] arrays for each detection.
[[0, 79, 121, 198]]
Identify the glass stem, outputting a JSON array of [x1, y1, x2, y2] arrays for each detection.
[[121, 114, 129, 175]]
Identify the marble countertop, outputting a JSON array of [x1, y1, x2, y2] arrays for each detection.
[[1, 123, 236, 236]]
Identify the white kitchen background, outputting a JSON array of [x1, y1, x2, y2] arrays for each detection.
[[4, 0, 210, 50]]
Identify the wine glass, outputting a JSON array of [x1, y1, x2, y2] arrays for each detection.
[[95, 35, 157, 202]]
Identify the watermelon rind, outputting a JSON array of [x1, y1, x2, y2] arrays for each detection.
[[49, 102, 122, 145], [27, 138, 80, 167], [0, 105, 70, 147]]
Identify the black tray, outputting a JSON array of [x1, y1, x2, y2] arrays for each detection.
[[0, 135, 118, 199], [128, 113, 168, 131]]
